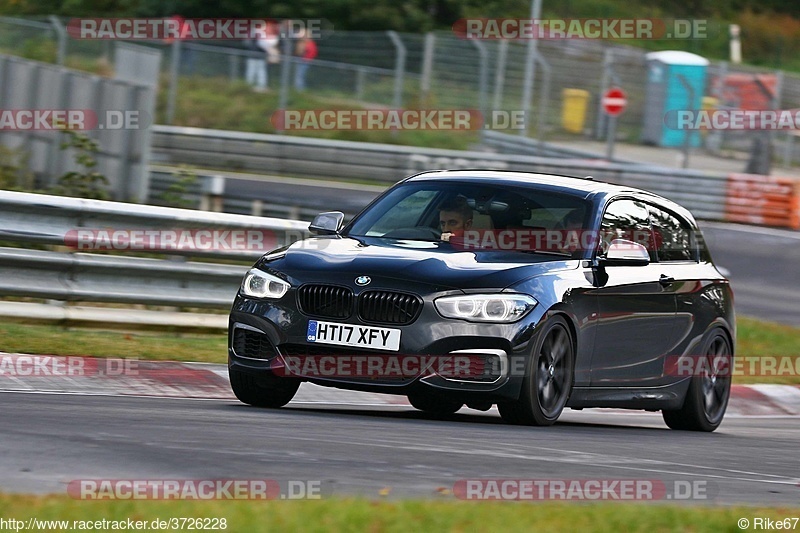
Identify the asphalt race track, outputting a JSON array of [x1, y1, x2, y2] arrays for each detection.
[[2, 175, 798, 506], [2, 392, 798, 504], [700, 222, 800, 326]]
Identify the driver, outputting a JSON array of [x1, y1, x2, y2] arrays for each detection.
[[439, 196, 473, 242]]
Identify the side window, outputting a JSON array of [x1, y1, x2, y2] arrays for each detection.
[[599, 199, 654, 258], [648, 206, 696, 262]]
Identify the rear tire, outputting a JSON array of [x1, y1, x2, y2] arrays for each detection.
[[229, 368, 300, 408], [407, 392, 462, 415], [662, 330, 732, 432], [499, 316, 575, 426]]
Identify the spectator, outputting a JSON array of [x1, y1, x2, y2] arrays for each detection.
[[293, 29, 317, 91], [244, 24, 272, 92]]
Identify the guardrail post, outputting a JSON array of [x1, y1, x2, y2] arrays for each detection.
[[420, 33, 435, 103], [200, 175, 225, 212], [387, 31, 406, 110], [48, 15, 67, 66]]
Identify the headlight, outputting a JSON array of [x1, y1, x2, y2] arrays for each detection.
[[434, 294, 537, 323], [241, 268, 290, 299]]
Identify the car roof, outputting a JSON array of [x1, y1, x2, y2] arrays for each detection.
[[405, 169, 696, 223], [406, 169, 628, 196]]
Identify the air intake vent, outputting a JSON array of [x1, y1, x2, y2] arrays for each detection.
[[297, 284, 353, 319], [358, 290, 422, 325], [232, 328, 277, 360]]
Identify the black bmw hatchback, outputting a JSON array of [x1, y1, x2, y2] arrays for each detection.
[[228, 170, 735, 431]]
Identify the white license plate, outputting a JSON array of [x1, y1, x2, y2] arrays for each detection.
[[306, 320, 401, 351]]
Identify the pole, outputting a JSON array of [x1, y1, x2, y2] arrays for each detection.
[[676, 74, 695, 169], [519, 0, 542, 137], [605, 115, 617, 160], [492, 40, 508, 111], [387, 31, 406, 110], [277, 34, 292, 133], [420, 33, 435, 103], [166, 39, 181, 125]]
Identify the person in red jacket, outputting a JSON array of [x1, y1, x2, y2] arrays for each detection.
[[293, 29, 318, 91]]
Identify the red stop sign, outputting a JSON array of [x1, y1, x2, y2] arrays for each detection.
[[602, 87, 627, 117]]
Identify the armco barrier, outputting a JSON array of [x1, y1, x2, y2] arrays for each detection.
[[150, 126, 729, 222], [0, 190, 312, 318], [0, 190, 309, 258], [725, 174, 800, 230]]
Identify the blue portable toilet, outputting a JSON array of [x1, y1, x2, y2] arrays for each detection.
[[642, 51, 709, 148]]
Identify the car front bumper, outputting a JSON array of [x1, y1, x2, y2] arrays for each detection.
[[228, 293, 547, 402]]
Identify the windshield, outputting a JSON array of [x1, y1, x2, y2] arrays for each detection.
[[345, 180, 591, 257]]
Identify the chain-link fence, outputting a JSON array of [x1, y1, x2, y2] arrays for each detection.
[[2, 16, 799, 168]]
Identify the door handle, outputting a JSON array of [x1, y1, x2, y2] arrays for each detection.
[[659, 275, 675, 287]]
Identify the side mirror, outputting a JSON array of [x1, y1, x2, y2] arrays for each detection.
[[309, 211, 344, 235], [599, 239, 650, 266]]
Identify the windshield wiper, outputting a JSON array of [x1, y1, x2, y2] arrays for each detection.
[[513, 249, 574, 258]]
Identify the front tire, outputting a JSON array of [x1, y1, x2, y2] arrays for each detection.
[[499, 316, 575, 426], [229, 368, 300, 408], [662, 330, 732, 432]]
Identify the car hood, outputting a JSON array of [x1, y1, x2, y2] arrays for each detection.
[[259, 236, 577, 291]]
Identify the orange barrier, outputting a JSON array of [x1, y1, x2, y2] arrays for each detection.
[[725, 173, 800, 229]]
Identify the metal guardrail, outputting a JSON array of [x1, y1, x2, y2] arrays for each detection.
[[480, 130, 642, 163], [0, 190, 312, 313], [0, 190, 310, 259], [0, 177, 386, 325], [0, 247, 242, 308], [150, 125, 731, 221], [147, 168, 344, 220]]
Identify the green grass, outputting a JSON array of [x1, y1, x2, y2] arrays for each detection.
[[735, 316, 800, 384], [0, 315, 799, 384], [0, 494, 797, 532], [160, 76, 481, 151], [0, 320, 228, 364]]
